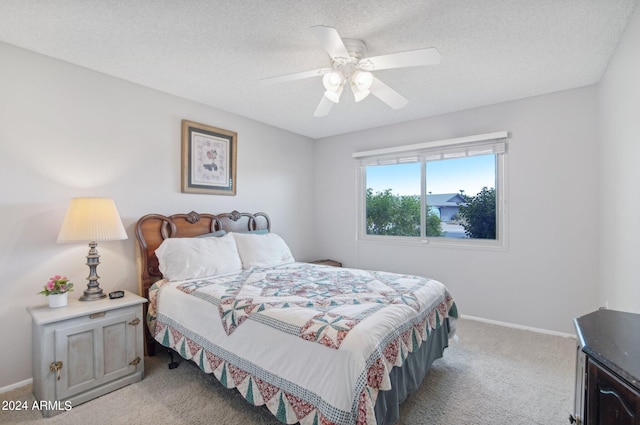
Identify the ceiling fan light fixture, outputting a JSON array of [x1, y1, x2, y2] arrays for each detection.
[[324, 85, 343, 103], [322, 71, 343, 91], [322, 71, 344, 103], [352, 70, 373, 91], [352, 86, 371, 102], [350, 70, 373, 102]]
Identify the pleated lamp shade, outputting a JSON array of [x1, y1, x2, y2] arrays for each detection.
[[57, 197, 128, 243]]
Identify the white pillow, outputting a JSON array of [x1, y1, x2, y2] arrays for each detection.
[[231, 232, 295, 268], [155, 232, 242, 280]]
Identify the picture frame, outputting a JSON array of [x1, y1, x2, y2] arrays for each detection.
[[181, 120, 237, 195]]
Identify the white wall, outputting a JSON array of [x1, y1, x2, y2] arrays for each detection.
[[3, 6, 638, 388], [0, 42, 315, 389], [598, 4, 640, 314], [314, 86, 600, 334]]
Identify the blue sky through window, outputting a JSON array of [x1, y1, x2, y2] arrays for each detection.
[[366, 154, 496, 196]]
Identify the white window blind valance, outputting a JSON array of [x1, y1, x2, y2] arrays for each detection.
[[354, 131, 508, 166]]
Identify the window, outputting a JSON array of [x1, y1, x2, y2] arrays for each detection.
[[354, 132, 508, 248]]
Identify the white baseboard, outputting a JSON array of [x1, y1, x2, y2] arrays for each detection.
[[0, 316, 573, 394], [0, 378, 32, 394], [460, 314, 576, 339]]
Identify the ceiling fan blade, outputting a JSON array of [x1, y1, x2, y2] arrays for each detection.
[[313, 95, 334, 117], [309, 25, 350, 61], [370, 77, 408, 110], [259, 68, 331, 85], [361, 48, 441, 71]]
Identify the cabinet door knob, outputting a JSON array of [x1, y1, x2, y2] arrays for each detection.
[[128, 318, 141, 326], [129, 357, 141, 366], [49, 361, 63, 381]]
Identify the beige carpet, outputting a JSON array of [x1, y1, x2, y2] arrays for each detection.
[[0, 318, 576, 425]]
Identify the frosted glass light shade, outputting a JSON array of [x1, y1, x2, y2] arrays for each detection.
[[351, 71, 373, 102], [322, 71, 343, 91], [57, 197, 128, 243], [322, 71, 344, 103], [324, 87, 343, 103], [352, 71, 373, 90]]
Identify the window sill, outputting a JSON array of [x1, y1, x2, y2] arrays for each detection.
[[357, 235, 507, 251]]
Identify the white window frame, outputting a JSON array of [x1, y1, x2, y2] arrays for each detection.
[[354, 131, 509, 250]]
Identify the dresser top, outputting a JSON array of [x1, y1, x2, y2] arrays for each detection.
[[28, 290, 146, 325], [575, 309, 640, 390]]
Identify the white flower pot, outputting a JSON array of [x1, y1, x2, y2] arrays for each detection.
[[48, 292, 68, 308]]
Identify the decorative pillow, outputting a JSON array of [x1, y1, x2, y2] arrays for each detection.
[[196, 229, 227, 238], [155, 232, 242, 280], [233, 228, 269, 235], [231, 232, 295, 268]]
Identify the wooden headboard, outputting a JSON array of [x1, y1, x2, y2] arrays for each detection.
[[135, 210, 269, 355]]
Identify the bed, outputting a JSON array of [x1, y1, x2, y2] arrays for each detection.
[[135, 210, 457, 425]]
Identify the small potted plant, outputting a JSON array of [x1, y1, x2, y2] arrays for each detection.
[[39, 275, 74, 308]]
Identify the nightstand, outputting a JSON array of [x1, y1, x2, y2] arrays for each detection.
[[28, 291, 146, 417], [309, 259, 343, 267]]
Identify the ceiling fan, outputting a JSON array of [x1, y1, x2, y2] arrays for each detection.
[[259, 25, 441, 117]]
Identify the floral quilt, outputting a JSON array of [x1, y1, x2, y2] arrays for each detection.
[[148, 262, 457, 425]]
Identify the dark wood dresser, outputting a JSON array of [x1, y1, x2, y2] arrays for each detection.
[[572, 309, 640, 425]]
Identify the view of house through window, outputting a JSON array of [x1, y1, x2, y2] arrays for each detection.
[[365, 153, 497, 240]]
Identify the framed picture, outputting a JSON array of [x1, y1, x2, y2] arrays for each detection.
[[181, 120, 237, 195]]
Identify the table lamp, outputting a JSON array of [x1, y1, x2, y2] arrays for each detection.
[[57, 197, 128, 301]]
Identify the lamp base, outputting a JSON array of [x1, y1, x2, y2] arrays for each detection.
[[79, 289, 108, 301], [79, 241, 108, 301]]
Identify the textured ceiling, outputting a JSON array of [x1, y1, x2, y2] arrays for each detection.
[[0, 0, 637, 139]]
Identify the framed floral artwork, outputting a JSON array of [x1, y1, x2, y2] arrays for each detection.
[[181, 120, 237, 195]]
